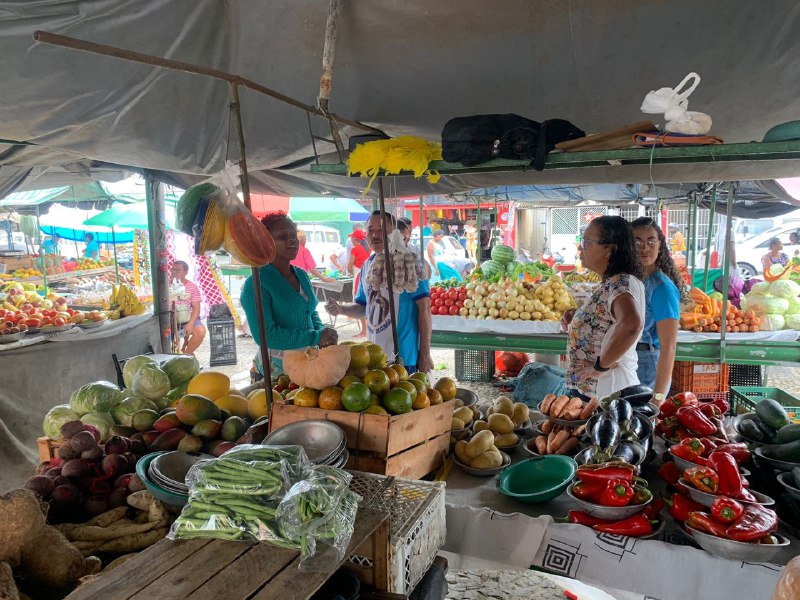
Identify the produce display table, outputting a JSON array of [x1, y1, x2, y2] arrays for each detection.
[[310, 277, 354, 327], [65, 507, 390, 600]]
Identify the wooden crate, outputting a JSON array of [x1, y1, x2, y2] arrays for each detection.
[[37, 436, 64, 463], [269, 400, 455, 480], [0, 255, 34, 271]]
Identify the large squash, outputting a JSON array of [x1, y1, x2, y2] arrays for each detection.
[[283, 346, 351, 390]]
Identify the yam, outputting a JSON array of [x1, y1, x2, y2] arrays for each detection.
[[511, 403, 530, 427], [465, 430, 494, 459], [148, 498, 170, 524], [454, 440, 472, 465], [487, 413, 514, 434], [471, 449, 503, 470], [0, 561, 20, 600], [473, 420, 490, 434], [540, 393, 557, 414], [549, 395, 570, 417], [451, 417, 466, 431], [453, 406, 474, 425], [126, 490, 156, 512], [558, 397, 583, 418], [0, 488, 46, 565], [86, 506, 128, 528], [96, 527, 168, 554], [133, 510, 151, 524], [540, 419, 554, 435], [493, 396, 514, 417], [66, 521, 158, 542], [19, 526, 101, 590], [494, 433, 519, 448], [556, 437, 580, 456], [534, 436, 548, 454], [453, 398, 465, 409], [579, 397, 600, 420]]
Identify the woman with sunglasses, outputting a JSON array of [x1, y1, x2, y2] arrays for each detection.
[[563, 216, 645, 400], [630, 217, 684, 406]]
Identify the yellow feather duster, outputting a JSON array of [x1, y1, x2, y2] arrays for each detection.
[[348, 136, 442, 195]]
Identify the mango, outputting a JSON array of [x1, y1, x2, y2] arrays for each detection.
[[175, 394, 221, 426], [153, 413, 182, 433], [221, 416, 248, 442], [132, 409, 160, 432], [140, 430, 160, 448], [110, 425, 137, 438], [191, 419, 222, 442], [149, 428, 188, 452], [177, 434, 203, 453], [205, 439, 236, 457]]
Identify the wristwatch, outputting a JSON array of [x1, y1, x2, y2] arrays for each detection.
[[593, 357, 610, 372], [654, 393, 666, 402]]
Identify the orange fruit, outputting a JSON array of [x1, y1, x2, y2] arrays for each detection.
[[382, 367, 400, 387], [427, 388, 443, 406], [319, 386, 344, 410], [408, 378, 426, 395], [395, 381, 417, 401], [390, 364, 409, 381], [434, 377, 457, 401], [412, 390, 430, 410], [349, 345, 370, 370], [293, 387, 320, 408], [338, 375, 361, 388], [363, 369, 390, 396], [365, 343, 387, 369]]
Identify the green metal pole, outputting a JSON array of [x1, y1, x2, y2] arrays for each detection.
[[688, 194, 697, 286], [111, 226, 120, 284], [36, 206, 48, 295], [476, 194, 482, 261], [720, 184, 735, 364], [702, 185, 717, 291], [419, 195, 424, 267]]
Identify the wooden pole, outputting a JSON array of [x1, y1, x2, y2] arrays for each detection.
[[377, 180, 400, 362], [317, 0, 345, 160], [33, 30, 382, 135], [230, 82, 273, 401], [144, 172, 171, 352]]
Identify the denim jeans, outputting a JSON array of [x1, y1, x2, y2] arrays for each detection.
[[636, 349, 660, 391]]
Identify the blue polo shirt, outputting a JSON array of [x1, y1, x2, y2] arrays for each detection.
[[641, 271, 680, 348]]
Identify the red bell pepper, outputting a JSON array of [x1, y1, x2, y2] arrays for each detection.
[[644, 497, 665, 520], [710, 443, 750, 464], [708, 452, 742, 497], [567, 511, 612, 526], [711, 416, 729, 441], [675, 428, 695, 441], [657, 461, 681, 486], [698, 403, 721, 420], [735, 487, 756, 502], [710, 497, 744, 524], [598, 479, 635, 507], [632, 485, 653, 506], [676, 406, 717, 436], [709, 396, 730, 415], [665, 492, 704, 522], [670, 391, 699, 409], [571, 480, 604, 502], [684, 466, 719, 494], [576, 462, 640, 486], [726, 505, 778, 542], [671, 438, 706, 462], [659, 402, 677, 419], [687, 511, 729, 538], [657, 416, 681, 438], [593, 513, 654, 537]]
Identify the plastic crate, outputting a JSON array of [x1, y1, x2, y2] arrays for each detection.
[[728, 363, 764, 387], [730, 386, 800, 422], [672, 361, 729, 394], [454, 349, 495, 382], [347, 472, 445, 595], [208, 317, 237, 366]]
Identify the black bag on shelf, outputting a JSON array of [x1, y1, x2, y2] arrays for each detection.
[[441, 113, 584, 171]]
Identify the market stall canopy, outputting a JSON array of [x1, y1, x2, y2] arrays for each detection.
[[249, 195, 370, 222], [38, 204, 134, 243], [83, 201, 176, 229], [1, 2, 800, 196], [0, 182, 117, 212]]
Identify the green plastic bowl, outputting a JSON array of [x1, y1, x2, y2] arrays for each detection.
[[496, 456, 577, 503]]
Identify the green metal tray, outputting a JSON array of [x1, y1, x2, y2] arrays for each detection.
[[730, 386, 800, 423]]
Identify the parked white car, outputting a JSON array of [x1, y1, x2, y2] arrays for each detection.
[[735, 224, 800, 278], [298, 224, 341, 266]]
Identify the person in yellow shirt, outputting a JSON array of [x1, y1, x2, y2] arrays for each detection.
[[668, 224, 686, 254]]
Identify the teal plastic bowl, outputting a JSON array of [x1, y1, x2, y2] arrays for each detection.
[[496, 456, 577, 503], [136, 451, 190, 507]]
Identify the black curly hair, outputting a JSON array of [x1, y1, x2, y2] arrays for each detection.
[[260, 211, 295, 232], [631, 217, 687, 301], [591, 216, 644, 280]]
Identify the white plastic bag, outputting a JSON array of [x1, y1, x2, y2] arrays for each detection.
[[640, 72, 712, 135]]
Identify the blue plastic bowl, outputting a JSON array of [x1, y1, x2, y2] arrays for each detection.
[[136, 451, 189, 507], [496, 456, 577, 503]]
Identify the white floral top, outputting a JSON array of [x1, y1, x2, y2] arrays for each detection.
[[566, 273, 645, 397]]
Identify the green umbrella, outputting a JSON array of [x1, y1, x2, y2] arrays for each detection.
[[83, 202, 175, 229]]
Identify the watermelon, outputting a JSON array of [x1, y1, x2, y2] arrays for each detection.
[[480, 260, 504, 278], [177, 182, 218, 236], [506, 261, 523, 275], [491, 244, 515, 264]]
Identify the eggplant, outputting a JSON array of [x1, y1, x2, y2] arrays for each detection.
[[629, 414, 645, 438], [618, 384, 652, 398], [613, 441, 645, 466], [608, 398, 634, 424], [620, 392, 654, 407], [634, 403, 658, 419], [591, 414, 621, 449]]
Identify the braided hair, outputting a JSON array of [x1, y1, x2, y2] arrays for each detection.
[[630, 217, 687, 301]]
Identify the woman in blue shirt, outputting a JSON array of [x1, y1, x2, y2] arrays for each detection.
[[630, 218, 685, 406]]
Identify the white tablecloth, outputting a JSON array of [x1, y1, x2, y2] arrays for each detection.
[[431, 316, 562, 335]]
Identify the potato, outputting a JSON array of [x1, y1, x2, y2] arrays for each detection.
[[488, 413, 514, 434], [494, 432, 519, 448], [454, 440, 472, 465], [469, 405, 481, 421], [471, 449, 503, 469], [472, 420, 490, 434], [453, 406, 474, 426], [512, 403, 530, 427], [453, 399, 465, 408], [451, 417, 466, 431], [465, 429, 494, 459], [493, 396, 514, 417]]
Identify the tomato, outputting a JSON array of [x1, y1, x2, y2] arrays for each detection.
[[430, 305, 438, 314], [444, 299, 454, 307], [447, 289, 458, 300], [459, 286, 467, 294], [455, 301, 464, 309], [438, 306, 449, 315], [53, 317, 66, 326], [25, 319, 41, 328], [41, 317, 51, 326], [0, 309, 5, 317], [457, 292, 467, 301], [448, 305, 459, 315], [434, 298, 444, 307]]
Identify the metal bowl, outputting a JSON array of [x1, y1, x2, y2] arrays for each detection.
[[754, 446, 800, 472], [537, 399, 594, 428], [135, 452, 189, 506], [150, 451, 214, 489], [685, 525, 790, 562], [494, 433, 524, 454], [566, 483, 651, 520], [574, 441, 647, 467], [678, 478, 775, 508], [77, 319, 109, 329], [668, 448, 751, 477], [640, 515, 666, 540], [261, 420, 345, 464], [453, 451, 511, 477], [0, 331, 25, 343], [731, 413, 769, 446], [40, 323, 75, 333], [455, 388, 478, 407], [777, 472, 800, 502]]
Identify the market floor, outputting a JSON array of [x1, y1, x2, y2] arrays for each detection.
[[191, 308, 800, 397]]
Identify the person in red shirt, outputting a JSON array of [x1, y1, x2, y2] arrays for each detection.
[[290, 231, 334, 281], [170, 261, 206, 355], [347, 229, 370, 337]]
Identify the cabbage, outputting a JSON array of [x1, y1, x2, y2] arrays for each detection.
[[786, 314, 800, 330], [787, 295, 800, 315], [759, 314, 786, 331], [69, 381, 124, 415], [131, 363, 171, 401], [111, 396, 158, 427], [745, 294, 790, 316], [161, 355, 200, 388], [80, 412, 115, 442], [43, 404, 81, 439], [769, 279, 800, 300], [749, 281, 771, 296], [708, 291, 724, 301], [122, 355, 157, 389]]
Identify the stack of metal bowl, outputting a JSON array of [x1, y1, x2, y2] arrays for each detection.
[[147, 451, 214, 496], [262, 420, 348, 467]]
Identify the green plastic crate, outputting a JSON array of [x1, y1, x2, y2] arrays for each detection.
[[730, 386, 800, 423]]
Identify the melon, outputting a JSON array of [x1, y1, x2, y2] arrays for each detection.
[[187, 371, 231, 401], [480, 260, 504, 278], [491, 244, 515, 264]]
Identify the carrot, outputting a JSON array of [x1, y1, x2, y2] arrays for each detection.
[[558, 397, 583, 418], [751, 326, 760, 332], [540, 419, 554, 434], [540, 393, 557, 414], [556, 437, 580, 456], [549, 430, 570, 453], [534, 436, 548, 454], [573, 423, 587, 437], [739, 324, 749, 332], [694, 326, 703, 333], [546, 431, 557, 454], [549, 395, 570, 417], [579, 397, 600, 420]]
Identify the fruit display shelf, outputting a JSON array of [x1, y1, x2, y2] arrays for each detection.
[[8, 265, 115, 285]]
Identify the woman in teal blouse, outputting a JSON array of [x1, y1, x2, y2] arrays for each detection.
[[240, 213, 337, 379]]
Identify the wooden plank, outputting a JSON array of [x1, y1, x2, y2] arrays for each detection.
[[65, 538, 209, 600], [129, 539, 254, 600], [385, 400, 454, 456], [190, 542, 300, 600], [384, 432, 449, 479], [249, 508, 388, 600], [270, 405, 390, 454], [370, 515, 391, 592]]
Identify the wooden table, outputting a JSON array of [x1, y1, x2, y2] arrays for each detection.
[[67, 508, 389, 600]]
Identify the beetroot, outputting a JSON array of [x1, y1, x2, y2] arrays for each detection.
[[44, 466, 62, 479], [108, 487, 129, 508], [114, 473, 134, 489], [128, 474, 146, 493], [24, 475, 55, 498], [104, 436, 129, 455], [61, 459, 89, 480], [70, 431, 97, 453], [86, 477, 112, 496], [59, 420, 85, 440], [123, 452, 138, 472], [101, 454, 128, 477], [85, 495, 109, 516], [49, 483, 83, 522], [51, 475, 70, 487], [57, 443, 81, 461], [129, 438, 147, 455], [81, 446, 104, 462], [82, 423, 101, 443]]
